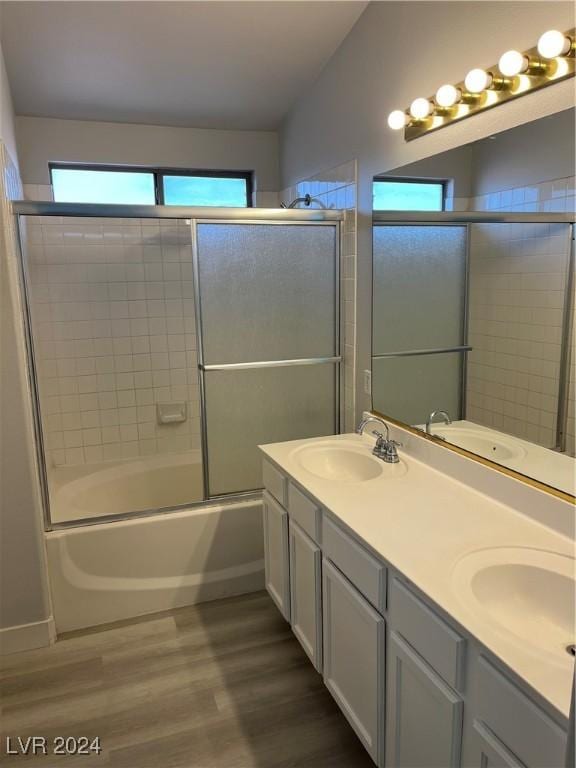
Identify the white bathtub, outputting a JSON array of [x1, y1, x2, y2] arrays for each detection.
[[46, 499, 265, 632], [49, 452, 204, 524]]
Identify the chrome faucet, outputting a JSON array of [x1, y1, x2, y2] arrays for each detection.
[[425, 409, 452, 436], [356, 416, 402, 464]]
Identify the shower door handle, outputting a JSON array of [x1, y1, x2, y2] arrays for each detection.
[[199, 357, 342, 371]]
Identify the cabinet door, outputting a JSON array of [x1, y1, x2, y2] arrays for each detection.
[[468, 721, 526, 768], [387, 631, 463, 768], [263, 491, 290, 621], [323, 558, 385, 766], [289, 520, 322, 672]]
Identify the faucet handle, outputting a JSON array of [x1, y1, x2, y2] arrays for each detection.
[[372, 431, 387, 458], [382, 440, 401, 464]]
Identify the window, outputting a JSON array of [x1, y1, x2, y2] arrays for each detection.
[[373, 179, 445, 211], [160, 173, 249, 207], [50, 165, 253, 207], [51, 167, 156, 205]]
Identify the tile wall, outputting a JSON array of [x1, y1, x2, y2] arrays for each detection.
[[472, 175, 576, 214], [466, 175, 575, 450], [281, 160, 358, 433], [23, 217, 201, 468]]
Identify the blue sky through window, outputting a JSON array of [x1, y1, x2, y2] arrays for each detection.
[[162, 176, 248, 207], [51, 168, 249, 207], [373, 180, 444, 211], [52, 169, 156, 204]]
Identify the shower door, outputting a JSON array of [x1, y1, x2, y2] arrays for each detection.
[[18, 214, 204, 526], [194, 221, 340, 496], [372, 224, 468, 425]]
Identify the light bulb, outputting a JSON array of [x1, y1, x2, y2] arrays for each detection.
[[409, 97, 433, 120], [498, 50, 529, 77], [387, 110, 407, 130], [435, 84, 461, 108], [537, 29, 571, 58], [464, 68, 493, 93]]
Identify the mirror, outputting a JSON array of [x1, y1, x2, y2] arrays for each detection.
[[371, 108, 575, 497]]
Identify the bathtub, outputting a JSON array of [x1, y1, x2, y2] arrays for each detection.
[[46, 499, 265, 632], [49, 451, 204, 524]]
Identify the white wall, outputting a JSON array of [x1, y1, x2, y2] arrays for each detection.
[[472, 108, 575, 196], [280, 0, 576, 417], [0, 30, 53, 650], [16, 116, 279, 198], [0, 35, 17, 169]]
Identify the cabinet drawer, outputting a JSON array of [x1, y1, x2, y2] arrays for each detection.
[[322, 515, 386, 614], [262, 460, 287, 507], [477, 657, 566, 768], [288, 482, 321, 543], [389, 577, 465, 692]]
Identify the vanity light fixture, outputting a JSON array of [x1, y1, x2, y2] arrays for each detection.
[[409, 97, 434, 120], [387, 109, 409, 130], [435, 84, 461, 108], [464, 68, 493, 93], [393, 27, 575, 141], [498, 49, 548, 77], [498, 50, 529, 77], [537, 29, 573, 59]]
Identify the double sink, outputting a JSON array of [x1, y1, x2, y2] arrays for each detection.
[[291, 436, 575, 671]]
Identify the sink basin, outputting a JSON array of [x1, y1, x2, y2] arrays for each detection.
[[293, 440, 406, 482], [431, 427, 525, 462], [453, 547, 575, 664]]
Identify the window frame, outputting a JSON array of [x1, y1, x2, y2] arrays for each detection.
[[372, 176, 447, 212], [49, 163, 254, 207]]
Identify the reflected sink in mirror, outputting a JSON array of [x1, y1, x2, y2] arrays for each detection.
[[453, 547, 575, 665], [293, 440, 407, 482], [430, 426, 525, 463]]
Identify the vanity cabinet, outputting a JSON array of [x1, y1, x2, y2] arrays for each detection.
[[468, 722, 526, 768], [322, 557, 385, 765], [262, 490, 290, 622], [261, 457, 569, 768], [465, 657, 568, 768], [289, 520, 322, 671], [386, 631, 463, 768]]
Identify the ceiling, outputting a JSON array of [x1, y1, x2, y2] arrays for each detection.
[[0, 1, 367, 131]]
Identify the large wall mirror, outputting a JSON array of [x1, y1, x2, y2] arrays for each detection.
[[371, 108, 575, 497]]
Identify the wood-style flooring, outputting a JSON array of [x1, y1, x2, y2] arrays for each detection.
[[0, 591, 374, 768]]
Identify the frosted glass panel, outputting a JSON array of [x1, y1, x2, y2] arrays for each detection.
[[373, 225, 466, 354], [204, 365, 336, 495], [21, 215, 202, 524], [372, 354, 462, 426], [197, 224, 337, 363]]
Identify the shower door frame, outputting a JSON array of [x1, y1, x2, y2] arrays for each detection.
[[13, 202, 343, 530], [190, 217, 342, 500], [371, 210, 576, 454]]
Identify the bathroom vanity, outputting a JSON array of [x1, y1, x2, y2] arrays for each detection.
[[259, 429, 574, 768]]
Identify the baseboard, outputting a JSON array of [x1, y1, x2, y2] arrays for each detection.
[[0, 616, 56, 655]]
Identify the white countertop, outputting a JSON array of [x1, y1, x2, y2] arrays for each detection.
[[260, 432, 575, 720]]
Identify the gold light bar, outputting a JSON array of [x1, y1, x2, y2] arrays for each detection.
[[390, 28, 575, 142]]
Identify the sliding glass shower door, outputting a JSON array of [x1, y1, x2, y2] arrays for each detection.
[[194, 221, 340, 496], [372, 224, 468, 425]]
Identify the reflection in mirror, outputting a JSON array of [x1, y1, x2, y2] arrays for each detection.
[[371, 109, 576, 497]]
